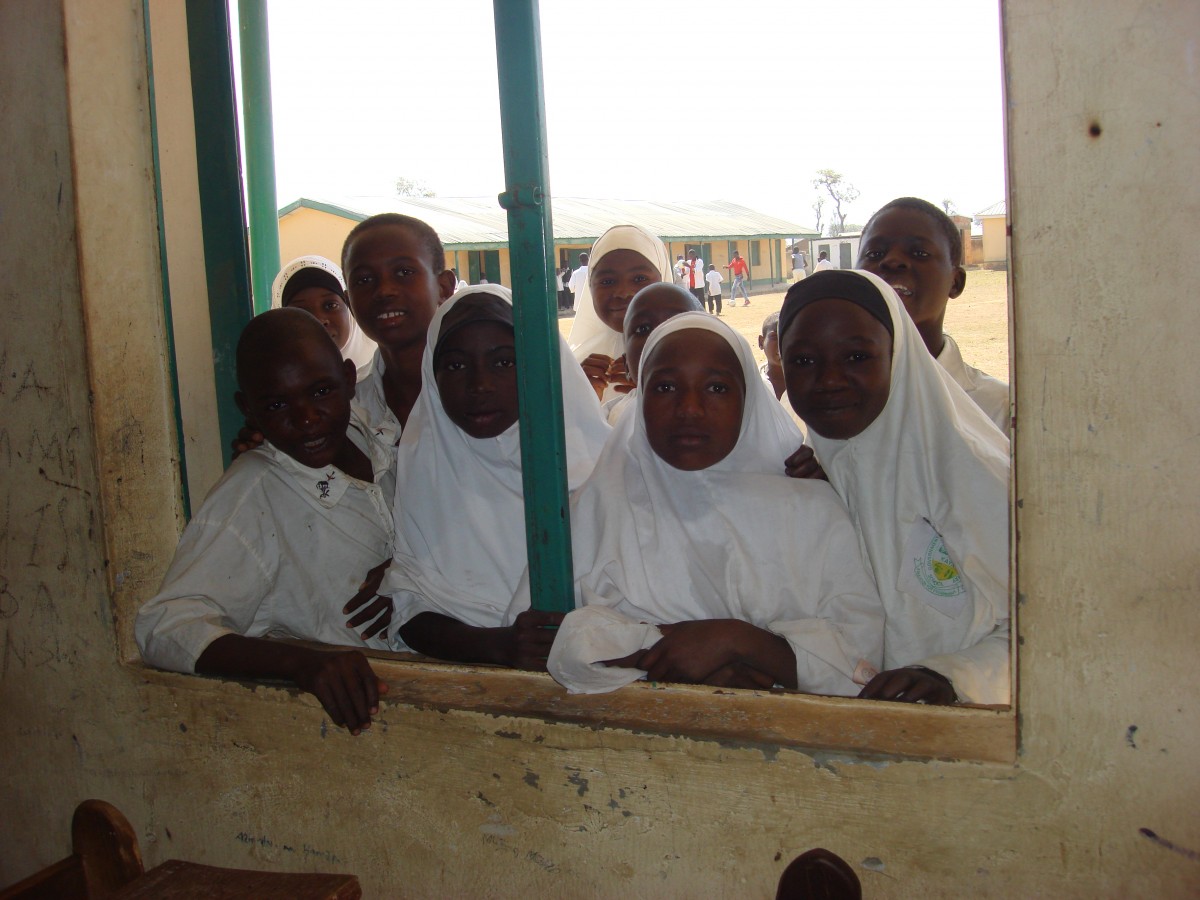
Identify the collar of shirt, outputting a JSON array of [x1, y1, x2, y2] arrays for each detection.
[[261, 417, 388, 510], [935, 333, 978, 389]]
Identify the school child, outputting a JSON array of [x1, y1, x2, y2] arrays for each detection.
[[341, 213, 458, 447], [600, 282, 704, 425], [704, 264, 724, 315], [382, 286, 610, 669], [568, 224, 673, 401], [272, 255, 377, 372], [757, 311, 785, 400], [725, 249, 751, 306], [543, 312, 884, 695], [136, 308, 397, 735], [779, 269, 1010, 705], [857, 197, 1010, 435]]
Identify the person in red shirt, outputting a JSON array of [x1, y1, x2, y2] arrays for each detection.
[[725, 250, 751, 306]]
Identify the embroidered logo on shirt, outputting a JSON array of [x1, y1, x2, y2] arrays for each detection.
[[317, 470, 336, 500], [898, 518, 968, 617]]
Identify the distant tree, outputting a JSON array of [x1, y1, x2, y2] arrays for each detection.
[[395, 176, 435, 198], [811, 196, 825, 235], [942, 198, 957, 216], [812, 169, 859, 236]]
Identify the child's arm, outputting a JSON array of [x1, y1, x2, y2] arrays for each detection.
[[399, 609, 564, 671], [858, 666, 956, 704], [344, 560, 393, 640], [195, 634, 387, 735], [607, 620, 799, 689]]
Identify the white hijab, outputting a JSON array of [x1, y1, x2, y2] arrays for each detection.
[[567, 224, 673, 364], [789, 269, 1011, 705], [271, 254, 378, 372], [383, 285, 611, 637], [546, 312, 884, 695]]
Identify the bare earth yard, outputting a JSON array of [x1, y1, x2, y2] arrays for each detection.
[[559, 267, 1011, 382]]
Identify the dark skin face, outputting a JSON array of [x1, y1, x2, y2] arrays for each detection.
[[434, 320, 519, 439], [589, 248, 661, 332], [857, 206, 966, 357], [622, 285, 700, 383], [285, 286, 353, 351], [235, 334, 363, 474], [342, 223, 455, 352], [781, 299, 893, 441], [642, 330, 746, 471]]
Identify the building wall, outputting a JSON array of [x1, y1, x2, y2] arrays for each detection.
[[981, 215, 1008, 266], [2, 2, 1198, 899]]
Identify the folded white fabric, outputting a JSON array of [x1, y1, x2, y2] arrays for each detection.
[[547, 605, 663, 694]]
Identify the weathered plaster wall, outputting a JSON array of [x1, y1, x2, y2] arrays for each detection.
[[1, 1, 1198, 898]]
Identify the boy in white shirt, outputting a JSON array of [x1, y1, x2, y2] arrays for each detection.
[[704, 264, 724, 315], [136, 308, 395, 735]]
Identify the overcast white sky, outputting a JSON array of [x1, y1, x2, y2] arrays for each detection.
[[245, 0, 1006, 231]]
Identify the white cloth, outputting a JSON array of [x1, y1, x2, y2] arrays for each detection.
[[682, 257, 705, 291], [567, 265, 588, 305], [135, 418, 395, 673], [271, 254, 378, 372], [600, 390, 634, 425], [381, 285, 610, 638], [802, 270, 1011, 705], [543, 312, 885, 696], [705, 269, 723, 296], [352, 350, 403, 451], [815, 258, 835, 271], [937, 333, 1011, 437], [567, 225, 673, 365]]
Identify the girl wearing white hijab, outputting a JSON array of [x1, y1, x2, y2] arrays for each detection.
[[382, 285, 611, 669], [544, 312, 884, 695], [779, 269, 1010, 706], [271, 255, 377, 374], [568, 224, 674, 402]]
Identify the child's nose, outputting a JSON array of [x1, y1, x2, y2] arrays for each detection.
[[675, 388, 704, 418], [815, 361, 848, 388]]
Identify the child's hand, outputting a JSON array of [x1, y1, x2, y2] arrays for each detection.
[[504, 609, 565, 671], [607, 355, 636, 394], [858, 667, 956, 705], [627, 620, 756, 685], [580, 353, 615, 399], [705, 662, 778, 690], [292, 648, 389, 735], [784, 444, 828, 480], [231, 422, 265, 460], [344, 559, 393, 640]]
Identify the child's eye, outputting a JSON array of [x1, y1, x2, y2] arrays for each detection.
[[632, 274, 651, 284], [861, 249, 882, 261], [442, 361, 465, 372], [848, 352, 873, 363], [265, 400, 285, 412], [495, 357, 516, 369], [324, 300, 342, 312], [912, 249, 930, 259], [633, 324, 652, 336], [651, 381, 675, 393], [313, 386, 333, 397], [706, 382, 729, 394], [790, 355, 814, 367]]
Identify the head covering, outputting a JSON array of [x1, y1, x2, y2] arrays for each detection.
[[271, 255, 377, 372], [544, 312, 884, 695], [795, 269, 1011, 704], [382, 284, 611, 637], [567, 224, 673, 364], [779, 269, 894, 340]]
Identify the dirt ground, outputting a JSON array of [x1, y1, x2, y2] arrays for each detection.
[[558, 268, 1010, 381]]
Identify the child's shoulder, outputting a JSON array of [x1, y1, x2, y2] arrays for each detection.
[[192, 448, 293, 520]]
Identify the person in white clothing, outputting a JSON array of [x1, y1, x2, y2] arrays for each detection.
[[567, 252, 589, 310], [682, 248, 706, 308], [272, 255, 378, 373], [704, 264, 724, 315], [541, 312, 884, 696], [381, 286, 610, 668], [814, 251, 835, 271], [136, 309, 396, 735], [857, 196, 1011, 436], [780, 270, 1010, 706]]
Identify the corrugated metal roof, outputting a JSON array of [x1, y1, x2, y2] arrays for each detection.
[[281, 195, 818, 247], [975, 200, 1007, 217]]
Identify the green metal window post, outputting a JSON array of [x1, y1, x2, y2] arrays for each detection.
[[493, 0, 575, 613], [238, 0, 281, 313]]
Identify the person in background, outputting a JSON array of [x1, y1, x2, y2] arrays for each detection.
[[704, 263, 724, 315], [725, 249, 751, 307]]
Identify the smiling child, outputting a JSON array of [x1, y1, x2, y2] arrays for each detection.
[[382, 286, 610, 669], [545, 312, 883, 696], [272, 254, 377, 372], [780, 269, 1010, 706]]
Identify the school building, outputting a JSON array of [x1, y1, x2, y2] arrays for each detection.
[[279, 195, 816, 291], [975, 200, 1009, 268], [2, 1, 1197, 897]]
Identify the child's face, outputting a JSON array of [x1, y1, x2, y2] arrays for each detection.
[[590, 249, 661, 332], [758, 326, 781, 368], [641, 330, 746, 471], [343, 223, 455, 350], [434, 321, 519, 439], [781, 299, 893, 440], [623, 286, 698, 382], [857, 207, 965, 334], [236, 336, 357, 470], [285, 286, 353, 351]]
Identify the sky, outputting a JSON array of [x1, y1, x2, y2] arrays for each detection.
[[241, 0, 1006, 232]]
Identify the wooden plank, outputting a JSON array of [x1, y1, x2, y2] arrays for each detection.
[[111, 860, 360, 900]]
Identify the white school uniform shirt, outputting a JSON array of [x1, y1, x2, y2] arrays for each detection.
[[135, 417, 396, 674], [705, 269, 723, 295], [797, 270, 1011, 705], [567, 265, 588, 304], [381, 286, 610, 639], [352, 350, 403, 450], [937, 333, 1011, 437], [540, 313, 885, 696]]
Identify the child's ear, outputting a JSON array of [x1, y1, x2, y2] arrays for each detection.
[[436, 269, 457, 303], [757, 334, 766, 350], [341, 358, 358, 390], [949, 266, 967, 299]]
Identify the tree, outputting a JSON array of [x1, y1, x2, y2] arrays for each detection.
[[811, 169, 859, 236], [811, 196, 825, 236], [942, 198, 957, 216], [395, 176, 435, 198]]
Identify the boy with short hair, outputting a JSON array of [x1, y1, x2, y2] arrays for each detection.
[[757, 311, 785, 400], [136, 308, 396, 735], [704, 264, 724, 315]]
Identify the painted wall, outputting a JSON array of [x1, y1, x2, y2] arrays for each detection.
[[2, 2, 1198, 899], [981, 215, 1008, 266]]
